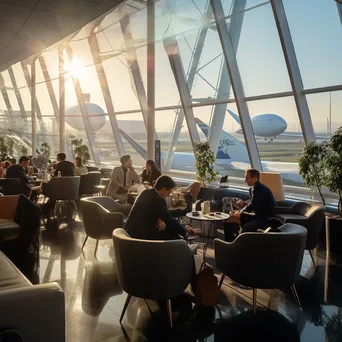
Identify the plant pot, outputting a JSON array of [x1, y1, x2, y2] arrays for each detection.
[[326, 216, 342, 254]]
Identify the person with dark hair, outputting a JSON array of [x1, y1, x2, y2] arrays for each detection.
[[5, 156, 33, 194], [107, 154, 140, 203], [141, 160, 161, 185], [75, 156, 88, 176], [124, 175, 201, 240], [53, 152, 75, 177], [224, 168, 275, 234]]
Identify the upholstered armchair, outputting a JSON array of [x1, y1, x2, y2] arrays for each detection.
[[274, 202, 325, 266], [80, 197, 124, 256], [113, 228, 194, 327], [215, 223, 307, 313]]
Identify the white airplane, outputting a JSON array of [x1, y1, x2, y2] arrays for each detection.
[[228, 109, 288, 141], [119, 121, 303, 184]]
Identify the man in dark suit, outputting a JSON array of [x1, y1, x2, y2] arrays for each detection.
[[225, 169, 275, 233], [54, 153, 75, 177], [124, 175, 201, 240], [6, 156, 33, 194]]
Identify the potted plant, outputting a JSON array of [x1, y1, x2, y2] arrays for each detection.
[[195, 142, 217, 188], [19, 144, 29, 156], [40, 142, 51, 159], [69, 135, 91, 165], [299, 141, 329, 205], [0, 136, 15, 162], [324, 127, 342, 254]]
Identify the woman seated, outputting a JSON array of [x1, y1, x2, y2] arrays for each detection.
[[141, 160, 161, 185], [74, 156, 88, 176]]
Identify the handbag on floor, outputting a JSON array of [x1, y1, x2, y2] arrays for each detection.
[[191, 245, 220, 307]]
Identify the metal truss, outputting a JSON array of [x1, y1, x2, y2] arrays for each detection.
[[211, 0, 262, 170], [270, 0, 315, 144]]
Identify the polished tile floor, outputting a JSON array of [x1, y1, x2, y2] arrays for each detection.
[[13, 215, 342, 342]]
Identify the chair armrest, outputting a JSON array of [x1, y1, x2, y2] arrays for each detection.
[[0, 283, 65, 342], [103, 212, 124, 228], [273, 205, 295, 215]]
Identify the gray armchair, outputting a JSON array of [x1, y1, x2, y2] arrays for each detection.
[[112, 228, 194, 327], [80, 197, 124, 256], [215, 223, 307, 313], [274, 202, 325, 266]]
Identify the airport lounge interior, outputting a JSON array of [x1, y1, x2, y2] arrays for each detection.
[[0, 0, 342, 341]]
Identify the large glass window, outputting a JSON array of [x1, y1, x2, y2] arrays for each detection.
[[284, 0, 342, 89], [307, 91, 342, 140], [233, 1, 291, 96], [246, 97, 304, 186]]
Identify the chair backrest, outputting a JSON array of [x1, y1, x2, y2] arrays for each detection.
[[80, 197, 111, 239], [0, 178, 24, 195], [293, 202, 325, 249], [113, 228, 194, 301], [44, 176, 80, 200], [215, 223, 307, 289], [0, 195, 19, 220], [79, 172, 101, 195], [81, 196, 117, 212]]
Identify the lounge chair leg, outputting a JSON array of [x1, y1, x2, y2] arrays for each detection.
[[290, 284, 301, 307], [120, 295, 132, 323], [253, 288, 257, 314], [167, 299, 173, 328], [94, 240, 99, 257], [219, 274, 225, 289], [81, 236, 88, 250], [309, 250, 317, 268]]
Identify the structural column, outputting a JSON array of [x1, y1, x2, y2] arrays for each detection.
[[211, 0, 262, 170], [31, 59, 37, 157], [165, 5, 211, 170], [65, 46, 100, 165], [58, 48, 66, 153], [147, 0, 155, 160], [270, 0, 315, 143], [88, 32, 125, 157], [208, 0, 246, 155], [21, 61, 47, 135], [163, 37, 201, 149], [8, 67, 27, 121]]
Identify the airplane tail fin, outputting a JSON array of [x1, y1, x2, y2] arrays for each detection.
[[227, 109, 241, 126], [194, 117, 249, 163], [119, 129, 147, 161]]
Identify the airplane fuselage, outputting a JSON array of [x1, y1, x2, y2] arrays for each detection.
[[236, 113, 287, 138]]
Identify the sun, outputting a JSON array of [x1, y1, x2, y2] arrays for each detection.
[[65, 57, 83, 78]]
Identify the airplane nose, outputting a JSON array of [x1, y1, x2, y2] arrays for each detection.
[[281, 118, 287, 131]]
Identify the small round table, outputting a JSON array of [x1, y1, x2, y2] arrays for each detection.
[[186, 211, 230, 242]]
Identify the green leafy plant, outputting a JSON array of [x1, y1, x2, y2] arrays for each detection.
[[40, 142, 51, 158], [19, 144, 28, 156], [299, 141, 329, 205], [195, 142, 217, 187], [69, 134, 90, 165], [0, 136, 14, 160], [325, 127, 342, 217]]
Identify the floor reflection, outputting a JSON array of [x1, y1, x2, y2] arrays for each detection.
[[6, 217, 342, 342]]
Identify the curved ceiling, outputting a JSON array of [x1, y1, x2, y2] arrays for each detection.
[[0, 0, 123, 72]]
